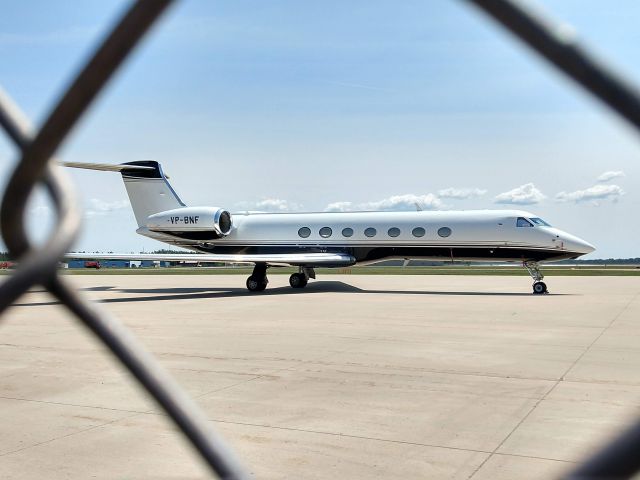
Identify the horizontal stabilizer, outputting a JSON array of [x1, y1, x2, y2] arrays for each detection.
[[65, 252, 356, 267], [62, 162, 155, 172]]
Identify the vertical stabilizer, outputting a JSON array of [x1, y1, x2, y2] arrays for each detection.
[[119, 161, 185, 226], [62, 160, 186, 227]]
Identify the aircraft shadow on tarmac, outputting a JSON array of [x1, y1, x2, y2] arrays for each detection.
[[15, 281, 560, 306]]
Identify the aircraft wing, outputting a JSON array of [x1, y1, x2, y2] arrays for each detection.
[[64, 252, 356, 267]]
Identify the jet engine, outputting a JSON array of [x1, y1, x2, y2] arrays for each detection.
[[146, 207, 233, 238]]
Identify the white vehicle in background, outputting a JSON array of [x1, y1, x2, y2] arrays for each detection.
[[64, 161, 594, 294]]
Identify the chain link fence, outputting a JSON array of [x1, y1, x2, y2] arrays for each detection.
[[0, 1, 638, 478]]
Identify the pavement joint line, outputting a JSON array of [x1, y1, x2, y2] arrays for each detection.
[[139, 410, 576, 465], [0, 394, 148, 414], [490, 451, 574, 464], [560, 291, 640, 382], [466, 289, 640, 480], [0, 342, 89, 351], [240, 358, 640, 386], [0, 411, 140, 458], [312, 363, 572, 383], [168, 366, 269, 377]]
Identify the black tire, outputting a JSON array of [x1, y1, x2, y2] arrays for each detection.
[[289, 273, 308, 289], [533, 281, 547, 294], [247, 276, 267, 292]]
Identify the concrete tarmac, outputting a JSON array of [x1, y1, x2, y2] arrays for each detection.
[[1, 274, 639, 479]]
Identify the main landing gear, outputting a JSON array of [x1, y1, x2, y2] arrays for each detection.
[[289, 267, 315, 289], [524, 261, 548, 294], [246, 265, 316, 292], [246, 263, 268, 292]]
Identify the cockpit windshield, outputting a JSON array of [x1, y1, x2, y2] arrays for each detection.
[[529, 217, 551, 227], [516, 217, 533, 227]]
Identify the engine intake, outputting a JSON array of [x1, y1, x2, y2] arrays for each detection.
[[214, 209, 232, 235]]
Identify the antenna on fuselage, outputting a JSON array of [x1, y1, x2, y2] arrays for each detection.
[[414, 202, 423, 211]]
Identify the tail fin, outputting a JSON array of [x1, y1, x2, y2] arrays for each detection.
[[63, 160, 186, 226]]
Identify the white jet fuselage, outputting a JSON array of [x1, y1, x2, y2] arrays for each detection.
[[139, 208, 594, 264]]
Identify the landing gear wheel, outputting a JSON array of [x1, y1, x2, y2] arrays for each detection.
[[533, 281, 548, 295], [246, 263, 268, 292], [246, 276, 267, 292], [289, 273, 308, 289]]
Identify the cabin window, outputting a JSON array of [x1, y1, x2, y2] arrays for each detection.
[[342, 227, 354, 237], [319, 227, 332, 238], [388, 227, 400, 237], [530, 217, 551, 227], [516, 217, 533, 228], [364, 227, 377, 237], [438, 227, 452, 237], [298, 227, 311, 238], [412, 227, 425, 237]]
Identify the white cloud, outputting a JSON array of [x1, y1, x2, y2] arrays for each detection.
[[325, 194, 445, 212], [555, 184, 624, 204], [27, 199, 129, 219], [437, 187, 487, 199], [86, 198, 130, 217], [235, 198, 302, 212], [494, 183, 546, 205], [596, 171, 625, 182], [364, 194, 444, 211], [324, 201, 354, 212], [255, 198, 290, 212]]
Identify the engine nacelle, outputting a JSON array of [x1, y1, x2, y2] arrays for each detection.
[[146, 207, 232, 237]]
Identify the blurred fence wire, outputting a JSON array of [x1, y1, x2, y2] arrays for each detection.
[[0, 1, 248, 479], [0, 0, 638, 478]]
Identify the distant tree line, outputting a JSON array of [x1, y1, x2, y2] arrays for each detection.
[[555, 258, 640, 265]]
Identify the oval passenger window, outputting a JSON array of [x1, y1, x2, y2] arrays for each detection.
[[319, 227, 332, 238], [438, 227, 452, 238], [298, 227, 311, 238]]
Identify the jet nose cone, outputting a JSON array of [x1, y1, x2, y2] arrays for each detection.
[[582, 240, 596, 254], [561, 233, 595, 255], [574, 238, 596, 254]]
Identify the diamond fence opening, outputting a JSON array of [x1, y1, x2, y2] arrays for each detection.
[[0, 1, 638, 478]]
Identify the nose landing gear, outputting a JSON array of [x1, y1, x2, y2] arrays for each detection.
[[533, 281, 548, 294], [524, 261, 548, 294]]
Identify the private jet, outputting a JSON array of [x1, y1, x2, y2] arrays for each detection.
[[64, 161, 595, 294]]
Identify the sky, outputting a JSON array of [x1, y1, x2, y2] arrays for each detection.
[[0, 0, 639, 258]]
